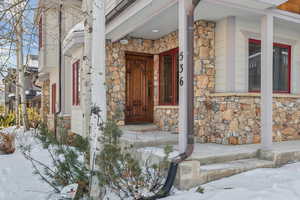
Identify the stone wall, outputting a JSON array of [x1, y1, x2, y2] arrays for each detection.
[[41, 80, 50, 122], [106, 20, 216, 129], [200, 94, 300, 144]]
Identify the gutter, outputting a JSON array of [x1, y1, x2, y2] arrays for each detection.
[[139, 0, 201, 199], [105, 0, 137, 24]]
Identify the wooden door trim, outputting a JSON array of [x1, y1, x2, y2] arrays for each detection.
[[125, 51, 154, 58]]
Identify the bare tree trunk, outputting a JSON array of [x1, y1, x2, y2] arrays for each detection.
[[87, 0, 106, 199], [16, 19, 29, 130], [83, 0, 92, 140], [15, 54, 20, 127]]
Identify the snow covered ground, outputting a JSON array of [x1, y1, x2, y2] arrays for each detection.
[[2, 127, 300, 200], [0, 127, 53, 200], [163, 163, 300, 200]]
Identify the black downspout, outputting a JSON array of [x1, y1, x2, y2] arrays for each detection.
[[139, 0, 202, 199], [54, 1, 62, 138]]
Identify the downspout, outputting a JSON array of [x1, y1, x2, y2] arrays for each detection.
[[54, 1, 63, 138], [140, 0, 201, 199]]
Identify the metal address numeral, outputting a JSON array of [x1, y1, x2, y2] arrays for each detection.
[[179, 51, 184, 86]]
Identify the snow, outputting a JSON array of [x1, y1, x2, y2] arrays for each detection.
[[64, 21, 84, 43], [163, 163, 300, 200], [0, 127, 53, 200], [2, 126, 300, 200]]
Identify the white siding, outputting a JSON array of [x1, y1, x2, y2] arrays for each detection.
[[69, 47, 84, 136], [44, 9, 59, 69]]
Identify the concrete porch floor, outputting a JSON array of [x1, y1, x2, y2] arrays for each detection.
[[122, 128, 300, 190]]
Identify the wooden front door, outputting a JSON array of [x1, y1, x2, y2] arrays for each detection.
[[125, 54, 153, 124]]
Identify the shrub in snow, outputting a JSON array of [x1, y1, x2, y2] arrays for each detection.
[[0, 112, 16, 129], [96, 119, 173, 200], [20, 123, 90, 199], [0, 133, 15, 154], [27, 108, 42, 129]]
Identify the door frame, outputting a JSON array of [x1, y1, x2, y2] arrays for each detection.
[[125, 51, 154, 124]]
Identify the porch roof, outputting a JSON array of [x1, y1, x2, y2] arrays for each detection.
[[278, 0, 300, 14], [105, 0, 300, 42]]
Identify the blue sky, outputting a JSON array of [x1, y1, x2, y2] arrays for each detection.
[[0, 0, 39, 78]]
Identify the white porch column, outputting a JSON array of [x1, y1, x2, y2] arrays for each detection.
[[226, 16, 236, 92], [178, 0, 194, 153], [261, 14, 274, 149]]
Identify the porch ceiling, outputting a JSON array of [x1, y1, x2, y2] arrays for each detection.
[[129, 0, 273, 40], [106, 0, 289, 41]]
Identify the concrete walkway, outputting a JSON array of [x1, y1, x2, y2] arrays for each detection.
[[127, 131, 300, 189]]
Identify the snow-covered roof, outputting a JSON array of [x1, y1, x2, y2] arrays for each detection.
[[65, 21, 84, 41], [63, 21, 84, 55]]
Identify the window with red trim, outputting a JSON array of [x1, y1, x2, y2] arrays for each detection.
[[38, 17, 43, 50], [51, 83, 56, 114], [249, 39, 291, 93], [72, 60, 80, 105], [159, 48, 179, 105]]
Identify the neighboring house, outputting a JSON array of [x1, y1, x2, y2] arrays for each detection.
[[36, 0, 83, 130], [63, 21, 84, 136], [3, 68, 16, 113], [25, 55, 41, 111], [39, 0, 300, 147], [3, 55, 40, 113]]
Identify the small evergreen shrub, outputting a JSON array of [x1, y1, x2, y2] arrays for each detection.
[[27, 107, 41, 128], [97, 120, 173, 199], [0, 112, 16, 128]]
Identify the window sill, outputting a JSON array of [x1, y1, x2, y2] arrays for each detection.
[[209, 93, 300, 98], [155, 105, 179, 109]]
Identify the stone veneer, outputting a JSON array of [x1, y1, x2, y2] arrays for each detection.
[[106, 20, 215, 129], [201, 93, 300, 144], [41, 80, 50, 122]]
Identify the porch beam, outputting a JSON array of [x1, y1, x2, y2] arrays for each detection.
[[178, 0, 194, 153], [261, 14, 274, 149]]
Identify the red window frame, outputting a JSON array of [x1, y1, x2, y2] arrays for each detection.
[[51, 83, 56, 114], [38, 17, 43, 50], [72, 60, 80, 106], [249, 39, 291, 94], [159, 48, 179, 105]]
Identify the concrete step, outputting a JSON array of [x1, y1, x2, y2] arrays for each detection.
[[120, 131, 178, 148], [177, 158, 274, 190], [193, 150, 258, 166], [120, 124, 160, 132]]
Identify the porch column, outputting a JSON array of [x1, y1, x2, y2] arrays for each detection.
[[178, 0, 194, 153], [226, 16, 236, 92], [261, 14, 274, 149]]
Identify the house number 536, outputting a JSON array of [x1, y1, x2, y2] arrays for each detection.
[[179, 51, 184, 86]]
